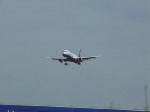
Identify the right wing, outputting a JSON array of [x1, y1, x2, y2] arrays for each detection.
[[46, 57, 67, 62]]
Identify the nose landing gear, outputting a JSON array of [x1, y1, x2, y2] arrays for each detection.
[[65, 62, 68, 65], [78, 63, 81, 65]]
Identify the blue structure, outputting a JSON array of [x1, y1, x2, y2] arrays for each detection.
[[0, 105, 143, 112]]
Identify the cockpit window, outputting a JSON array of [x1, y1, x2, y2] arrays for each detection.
[[63, 50, 69, 53]]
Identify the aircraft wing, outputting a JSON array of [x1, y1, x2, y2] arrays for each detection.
[[81, 55, 101, 61], [46, 57, 67, 62]]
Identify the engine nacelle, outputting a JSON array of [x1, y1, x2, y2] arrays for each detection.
[[59, 59, 63, 63], [78, 58, 83, 62]]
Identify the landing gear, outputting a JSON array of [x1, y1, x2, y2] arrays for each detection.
[[78, 63, 81, 65], [65, 62, 68, 65]]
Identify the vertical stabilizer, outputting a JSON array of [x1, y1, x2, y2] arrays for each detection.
[[78, 49, 81, 57]]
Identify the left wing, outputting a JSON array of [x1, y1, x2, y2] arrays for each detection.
[[81, 55, 101, 61]]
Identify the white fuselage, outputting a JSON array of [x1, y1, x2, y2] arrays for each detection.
[[62, 50, 81, 63]]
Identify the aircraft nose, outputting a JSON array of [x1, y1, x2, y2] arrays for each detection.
[[62, 50, 68, 57], [62, 52, 66, 57]]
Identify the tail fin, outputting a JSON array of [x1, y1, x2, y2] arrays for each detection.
[[78, 49, 81, 57]]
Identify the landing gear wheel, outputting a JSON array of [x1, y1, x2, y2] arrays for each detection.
[[65, 63, 68, 65], [78, 63, 81, 65]]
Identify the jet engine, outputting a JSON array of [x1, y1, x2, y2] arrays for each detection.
[[78, 58, 83, 62], [59, 59, 63, 63]]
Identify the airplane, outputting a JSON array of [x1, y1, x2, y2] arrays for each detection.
[[46, 49, 100, 65]]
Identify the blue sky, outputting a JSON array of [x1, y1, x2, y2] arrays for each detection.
[[0, 0, 150, 110]]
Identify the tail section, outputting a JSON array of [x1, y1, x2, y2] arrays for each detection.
[[78, 49, 81, 57]]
